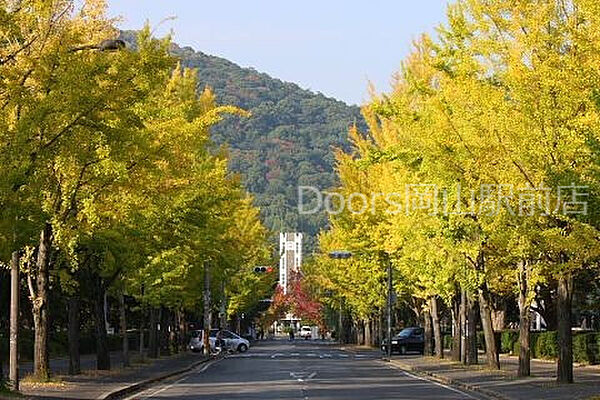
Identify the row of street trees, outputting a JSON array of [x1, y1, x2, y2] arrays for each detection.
[[309, 0, 600, 383], [0, 0, 271, 383]]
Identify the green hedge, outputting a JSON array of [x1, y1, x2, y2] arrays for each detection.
[[443, 334, 453, 350], [424, 330, 600, 365], [573, 333, 599, 364], [510, 330, 600, 364], [535, 331, 558, 359]]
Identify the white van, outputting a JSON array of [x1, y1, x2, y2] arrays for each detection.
[[299, 326, 312, 339]]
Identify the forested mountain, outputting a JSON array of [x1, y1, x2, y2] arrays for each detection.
[[125, 32, 365, 249]]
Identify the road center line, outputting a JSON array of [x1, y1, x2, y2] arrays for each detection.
[[124, 358, 221, 400]]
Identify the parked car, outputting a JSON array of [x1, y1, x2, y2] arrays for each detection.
[[189, 329, 250, 353], [299, 326, 312, 339], [381, 327, 424, 355]]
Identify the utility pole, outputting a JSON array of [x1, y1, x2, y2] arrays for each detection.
[[10, 251, 20, 390], [338, 301, 344, 344], [139, 285, 145, 361], [386, 252, 393, 361], [203, 263, 211, 356]]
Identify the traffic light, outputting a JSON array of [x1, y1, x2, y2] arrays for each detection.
[[254, 266, 275, 273]]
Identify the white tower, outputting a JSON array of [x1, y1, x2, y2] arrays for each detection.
[[279, 232, 303, 295]]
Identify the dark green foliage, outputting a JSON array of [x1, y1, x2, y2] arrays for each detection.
[[513, 331, 539, 358], [443, 334, 453, 349], [429, 329, 600, 364], [573, 333, 599, 364], [508, 330, 600, 364], [534, 331, 558, 360], [119, 31, 366, 247], [1, 329, 139, 362], [500, 330, 519, 354]]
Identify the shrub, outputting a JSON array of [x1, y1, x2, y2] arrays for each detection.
[[573, 333, 599, 364], [500, 330, 518, 354], [513, 331, 539, 357], [442, 334, 453, 350], [534, 331, 558, 359]]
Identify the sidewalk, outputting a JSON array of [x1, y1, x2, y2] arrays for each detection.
[[390, 352, 600, 400], [12, 351, 207, 400]]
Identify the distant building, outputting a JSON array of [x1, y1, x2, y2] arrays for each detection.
[[279, 232, 303, 295]]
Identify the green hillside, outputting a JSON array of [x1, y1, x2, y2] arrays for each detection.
[[172, 41, 365, 249]]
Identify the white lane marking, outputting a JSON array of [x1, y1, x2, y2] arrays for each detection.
[[308, 372, 317, 379], [142, 375, 189, 399], [306, 353, 317, 357], [291, 353, 300, 356], [386, 362, 479, 400], [339, 354, 349, 358], [271, 353, 283, 358], [124, 359, 220, 400]]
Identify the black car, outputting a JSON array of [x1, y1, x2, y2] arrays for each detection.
[[381, 327, 424, 355]]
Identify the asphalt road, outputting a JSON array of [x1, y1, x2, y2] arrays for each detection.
[[126, 339, 484, 400]]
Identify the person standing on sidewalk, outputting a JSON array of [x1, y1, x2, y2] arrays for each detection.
[[215, 329, 226, 353]]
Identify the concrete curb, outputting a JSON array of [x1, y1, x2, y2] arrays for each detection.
[[389, 359, 510, 400], [100, 356, 211, 400]]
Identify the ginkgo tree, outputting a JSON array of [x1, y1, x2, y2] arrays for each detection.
[[311, 0, 600, 384], [1, 0, 272, 380]]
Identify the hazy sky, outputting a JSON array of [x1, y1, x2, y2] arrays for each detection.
[[107, 1, 449, 105]]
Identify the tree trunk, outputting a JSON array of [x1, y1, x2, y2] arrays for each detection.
[[10, 251, 20, 390], [148, 308, 158, 358], [423, 309, 433, 357], [119, 293, 129, 367], [169, 310, 177, 354], [158, 307, 168, 356], [203, 264, 211, 356], [479, 285, 499, 369], [338, 302, 344, 344], [557, 273, 574, 384], [139, 306, 145, 361], [460, 289, 467, 363], [358, 321, 365, 345], [518, 260, 530, 377], [466, 293, 478, 365], [93, 275, 110, 370], [177, 308, 186, 352], [68, 296, 81, 375], [158, 308, 165, 356], [430, 297, 443, 359], [32, 223, 52, 380], [378, 310, 383, 347], [451, 294, 461, 361], [364, 319, 372, 347]]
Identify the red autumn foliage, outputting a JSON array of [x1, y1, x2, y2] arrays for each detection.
[[263, 271, 323, 326], [287, 271, 322, 324]]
